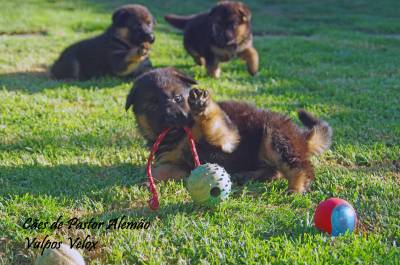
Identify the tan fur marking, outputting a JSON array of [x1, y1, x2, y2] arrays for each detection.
[[118, 43, 151, 76], [116, 27, 129, 40], [118, 50, 148, 76], [259, 132, 280, 165], [307, 127, 331, 156], [259, 131, 312, 193], [119, 62, 141, 76], [286, 169, 311, 193], [136, 115, 156, 140], [157, 139, 186, 164], [193, 101, 240, 153], [152, 163, 189, 181], [239, 46, 259, 75], [195, 56, 206, 66], [206, 64, 221, 78], [235, 24, 249, 43], [126, 53, 141, 63], [210, 45, 235, 61], [188, 48, 205, 66]]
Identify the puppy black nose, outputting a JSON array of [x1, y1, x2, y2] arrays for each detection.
[[147, 33, 155, 44], [165, 114, 178, 125], [165, 110, 187, 126]]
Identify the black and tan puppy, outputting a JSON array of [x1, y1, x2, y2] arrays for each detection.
[[126, 68, 332, 193], [51, 4, 155, 80], [164, 1, 258, 78]]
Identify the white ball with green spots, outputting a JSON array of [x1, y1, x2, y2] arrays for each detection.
[[35, 244, 85, 265], [185, 163, 232, 206]]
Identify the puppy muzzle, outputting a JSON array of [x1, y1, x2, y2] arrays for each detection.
[[144, 33, 155, 44], [164, 111, 189, 127]]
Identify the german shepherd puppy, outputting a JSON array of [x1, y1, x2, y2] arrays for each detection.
[[126, 68, 332, 193], [164, 1, 258, 78], [51, 5, 155, 80]]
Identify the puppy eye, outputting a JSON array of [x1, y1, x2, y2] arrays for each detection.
[[173, 95, 183, 103]]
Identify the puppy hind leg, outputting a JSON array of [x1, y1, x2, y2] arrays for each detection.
[[51, 57, 80, 80], [259, 132, 314, 193], [152, 163, 189, 182], [71, 59, 80, 80]]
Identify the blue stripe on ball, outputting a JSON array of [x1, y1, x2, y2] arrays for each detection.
[[331, 204, 356, 236]]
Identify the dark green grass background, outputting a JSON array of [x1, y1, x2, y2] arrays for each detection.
[[0, 0, 399, 264]]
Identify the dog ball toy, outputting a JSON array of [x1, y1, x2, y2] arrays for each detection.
[[146, 127, 231, 210], [186, 163, 232, 206], [35, 244, 85, 265], [314, 198, 357, 236]]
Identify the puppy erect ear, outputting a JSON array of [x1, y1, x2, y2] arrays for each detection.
[[112, 8, 129, 27], [125, 88, 137, 111], [238, 3, 251, 22], [172, 68, 198, 86]]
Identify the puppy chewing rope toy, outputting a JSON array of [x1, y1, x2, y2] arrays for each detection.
[[146, 127, 199, 209], [146, 127, 231, 210]]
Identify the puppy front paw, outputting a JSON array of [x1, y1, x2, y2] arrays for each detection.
[[138, 42, 151, 56], [188, 88, 210, 114], [207, 66, 221, 78], [126, 43, 150, 63], [247, 64, 258, 76]]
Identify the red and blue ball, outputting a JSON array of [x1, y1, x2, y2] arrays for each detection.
[[314, 198, 357, 236]]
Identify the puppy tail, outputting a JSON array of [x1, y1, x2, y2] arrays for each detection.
[[298, 109, 332, 156], [164, 14, 193, 30]]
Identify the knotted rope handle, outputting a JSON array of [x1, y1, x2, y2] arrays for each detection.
[[146, 127, 201, 210]]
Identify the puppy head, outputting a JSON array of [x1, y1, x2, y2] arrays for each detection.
[[112, 4, 155, 45], [209, 1, 252, 48], [126, 68, 197, 140]]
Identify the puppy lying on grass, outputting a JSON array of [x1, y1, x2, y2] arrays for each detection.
[[165, 1, 259, 78], [126, 68, 332, 193], [51, 4, 155, 80]]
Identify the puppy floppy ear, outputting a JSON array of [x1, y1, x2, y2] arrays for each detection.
[[112, 8, 129, 27], [208, 5, 219, 19], [238, 4, 251, 22], [172, 68, 198, 86], [125, 88, 137, 111]]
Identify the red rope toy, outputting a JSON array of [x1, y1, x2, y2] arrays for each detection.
[[146, 127, 201, 210]]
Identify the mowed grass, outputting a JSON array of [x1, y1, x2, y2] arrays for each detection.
[[0, 0, 399, 264]]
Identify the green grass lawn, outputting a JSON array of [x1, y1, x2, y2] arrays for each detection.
[[1, 0, 399, 264]]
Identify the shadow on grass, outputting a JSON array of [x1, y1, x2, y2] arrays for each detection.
[[88, 201, 204, 223], [0, 163, 145, 199], [0, 129, 141, 153], [0, 70, 133, 93], [260, 225, 320, 241]]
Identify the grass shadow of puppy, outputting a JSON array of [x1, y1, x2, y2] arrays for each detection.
[[0, 69, 131, 93]]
